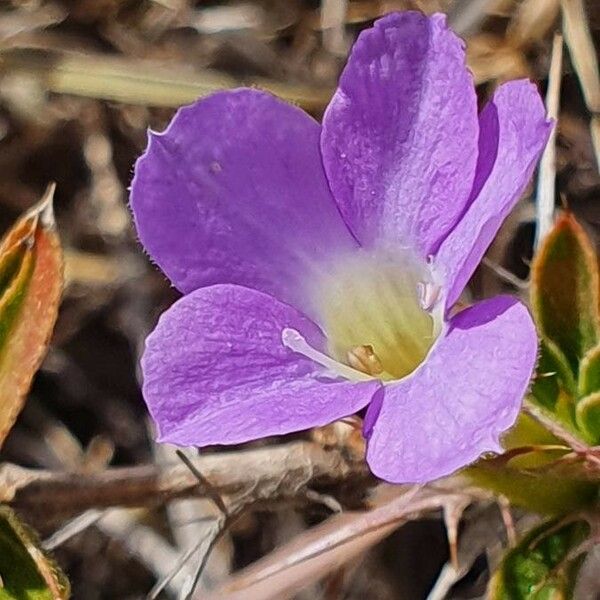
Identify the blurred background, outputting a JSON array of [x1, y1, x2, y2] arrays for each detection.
[[0, 0, 598, 598]]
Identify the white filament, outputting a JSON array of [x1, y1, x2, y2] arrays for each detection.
[[281, 328, 373, 382]]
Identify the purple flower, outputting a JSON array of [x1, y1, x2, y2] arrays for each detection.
[[130, 11, 551, 483]]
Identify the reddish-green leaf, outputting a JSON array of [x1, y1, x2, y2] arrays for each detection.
[[0, 505, 69, 599], [0, 186, 63, 448], [531, 213, 600, 369]]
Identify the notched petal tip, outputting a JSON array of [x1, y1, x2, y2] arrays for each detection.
[[322, 8, 478, 256], [495, 78, 554, 131], [371, 10, 449, 32]]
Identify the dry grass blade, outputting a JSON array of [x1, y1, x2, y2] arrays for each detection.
[[0, 49, 333, 112], [535, 33, 563, 248], [42, 509, 103, 551], [481, 257, 528, 289], [98, 508, 191, 597], [204, 485, 478, 600], [561, 0, 600, 170], [147, 527, 218, 600]]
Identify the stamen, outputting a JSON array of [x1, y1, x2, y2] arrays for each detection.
[[347, 344, 384, 376], [417, 281, 442, 311], [281, 328, 373, 382]]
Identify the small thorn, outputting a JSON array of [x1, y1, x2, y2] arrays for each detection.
[[38, 183, 56, 229], [24, 183, 56, 229]]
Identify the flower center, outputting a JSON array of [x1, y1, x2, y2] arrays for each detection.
[[314, 249, 443, 381]]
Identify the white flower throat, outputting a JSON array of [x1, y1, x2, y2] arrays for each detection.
[[284, 249, 444, 382]]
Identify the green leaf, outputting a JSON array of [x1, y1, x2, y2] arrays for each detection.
[[502, 413, 561, 449], [488, 518, 590, 600], [531, 338, 577, 411], [0, 506, 69, 599], [578, 343, 600, 397], [0, 185, 63, 448], [468, 412, 597, 515], [575, 391, 600, 444], [531, 213, 600, 370], [466, 461, 597, 516]]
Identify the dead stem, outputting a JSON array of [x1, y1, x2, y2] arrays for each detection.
[[0, 441, 370, 520]]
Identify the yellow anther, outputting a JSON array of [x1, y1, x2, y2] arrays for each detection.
[[347, 344, 384, 376]]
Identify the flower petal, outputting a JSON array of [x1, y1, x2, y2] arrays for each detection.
[[142, 284, 380, 446], [321, 11, 478, 255], [435, 80, 552, 310], [131, 89, 357, 312], [365, 296, 537, 484]]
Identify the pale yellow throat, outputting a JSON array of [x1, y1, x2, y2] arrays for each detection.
[[315, 249, 443, 381]]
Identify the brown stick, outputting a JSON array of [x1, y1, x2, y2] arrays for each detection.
[[0, 441, 370, 519]]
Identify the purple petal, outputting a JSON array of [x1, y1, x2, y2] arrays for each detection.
[[321, 11, 478, 255], [142, 284, 380, 447], [131, 89, 357, 313], [435, 80, 552, 310], [365, 296, 537, 484]]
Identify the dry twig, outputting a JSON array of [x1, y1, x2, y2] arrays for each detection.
[[0, 441, 370, 519]]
